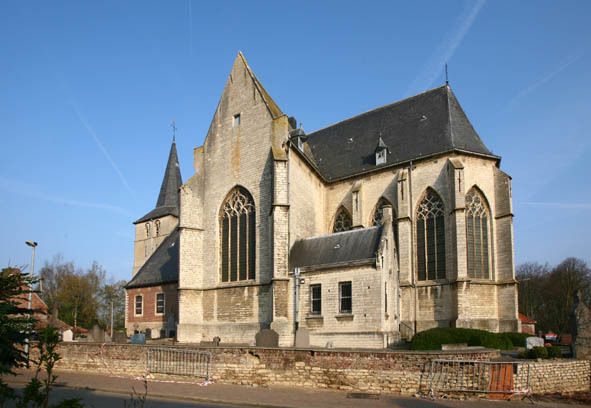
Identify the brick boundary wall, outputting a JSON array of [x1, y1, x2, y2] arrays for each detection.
[[34, 343, 590, 396]]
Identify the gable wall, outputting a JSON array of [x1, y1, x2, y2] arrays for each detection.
[[177, 56, 289, 342]]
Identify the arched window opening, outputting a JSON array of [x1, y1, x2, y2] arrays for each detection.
[[333, 206, 352, 233], [371, 197, 399, 247], [416, 189, 446, 281], [220, 187, 256, 282], [466, 188, 490, 279]]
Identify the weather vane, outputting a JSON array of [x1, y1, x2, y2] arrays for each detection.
[[171, 120, 177, 142]]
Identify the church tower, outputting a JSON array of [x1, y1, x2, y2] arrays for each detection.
[[132, 139, 182, 275], [125, 137, 183, 338]]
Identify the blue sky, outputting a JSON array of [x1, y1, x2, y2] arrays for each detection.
[[1, 1, 590, 282]]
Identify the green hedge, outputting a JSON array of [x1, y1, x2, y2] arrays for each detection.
[[503, 332, 530, 348], [410, 328, 525, 351], [528, 346, 548, 359]]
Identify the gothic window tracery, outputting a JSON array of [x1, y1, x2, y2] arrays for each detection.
[[220, 187, 256, 282], [416, 189, 446, 280], [465, 188, 490, 279], [333, 206, 352, 233], [372, 197, 399, 249]]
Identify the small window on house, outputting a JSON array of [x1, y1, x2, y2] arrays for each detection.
[[156, 293, 165, 314], [339, 282, 352, 314], [310, 284, 321, 315], [233, 113, 241, 127], [135, 295, 143, 316]]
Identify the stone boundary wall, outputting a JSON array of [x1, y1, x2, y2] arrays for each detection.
[[520, 360, 591, 394], [43, 343, 496, 395], [38, 343, 590, 396]]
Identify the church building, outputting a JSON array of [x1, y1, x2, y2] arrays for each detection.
[[125, 53, 519, 348]]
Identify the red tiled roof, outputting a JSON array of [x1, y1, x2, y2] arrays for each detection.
[[518, 313, 537, 324]]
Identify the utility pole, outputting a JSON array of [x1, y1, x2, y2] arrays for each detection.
[[110, 299, 114, 339], [24, 240, 38, 360]]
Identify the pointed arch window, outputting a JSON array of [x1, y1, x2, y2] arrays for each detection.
[[416, 189, 446, 280], [371, 197, 399, 246], [333, 206, 352, 233], [465, 188, 490, 279], [220, 187, 256, 282]]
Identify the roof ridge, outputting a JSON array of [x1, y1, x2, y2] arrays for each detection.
[[295, 226, 381, 242], [446, 85, 455, 148], [307, 85, 448, 137]]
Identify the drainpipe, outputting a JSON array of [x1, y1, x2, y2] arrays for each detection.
[[409, 160, 417, 336], [293, 267, 301, 344]]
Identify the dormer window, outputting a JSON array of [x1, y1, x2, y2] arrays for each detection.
[[375, 136, 388, 165], [233, 113, 241, 127], [290, 127, 307, 151], [376, 149, 386, 165], [297, 137, 304, 150]]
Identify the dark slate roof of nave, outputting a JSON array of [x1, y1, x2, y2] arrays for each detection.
[[290, 227, 382, 270], [302, 85, 496, 181], [125, 229, 179, 289], [135, 141, 183, 224]]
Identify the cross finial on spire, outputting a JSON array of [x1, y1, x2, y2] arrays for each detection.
[[171, 120, 177, 142], [445, 63, 449, 86]]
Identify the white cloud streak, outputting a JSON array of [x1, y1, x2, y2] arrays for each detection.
[[68, 101, 135, 196], [519, 201, 591, 210], [406, 0, 486, 95], [0, 176, 131, 216], [506, 52, 585, 110]]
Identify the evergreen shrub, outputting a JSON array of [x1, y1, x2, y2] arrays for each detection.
[[410, 328, 514, 350]]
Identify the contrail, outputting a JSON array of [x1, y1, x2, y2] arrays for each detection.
[[406, 0, 486, 95], [0, 176, 131, 216], [506, 52, 585, 110], [519, 201, 591, 210], [69, 100, 135, 196]]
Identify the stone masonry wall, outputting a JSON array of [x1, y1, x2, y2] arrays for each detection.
[[44, 343, 499, 395], [41, 343, 591, 396], [516, 360, 591, 394]]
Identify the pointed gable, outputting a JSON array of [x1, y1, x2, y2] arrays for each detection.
[[135, 140, 183, 224], [236, 52, 283, 120]]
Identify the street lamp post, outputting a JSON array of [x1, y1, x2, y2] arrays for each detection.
[[24, 240, 38, 359]]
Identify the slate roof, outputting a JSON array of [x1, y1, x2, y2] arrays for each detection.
[[126, 229, 179, 289], [135, 140, 183, 224], [302, 85, 496, 181], [290, 227, 382, 270]]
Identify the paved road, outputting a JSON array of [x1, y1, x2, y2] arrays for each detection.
[[7, 370, 579, 408], [9, 385, 241, 408]]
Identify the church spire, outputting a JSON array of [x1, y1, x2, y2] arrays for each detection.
[[156, 138, 182, 209]]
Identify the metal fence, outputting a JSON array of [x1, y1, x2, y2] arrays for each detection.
[[427, 359, 531, 399], [146, 347, 212, 380]]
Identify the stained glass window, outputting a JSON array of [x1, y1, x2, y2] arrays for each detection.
[[333, 206, 352, 233], [220, 187, 256, 282], [416, 189, 446, 280], [466, 188, 490, 279]]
